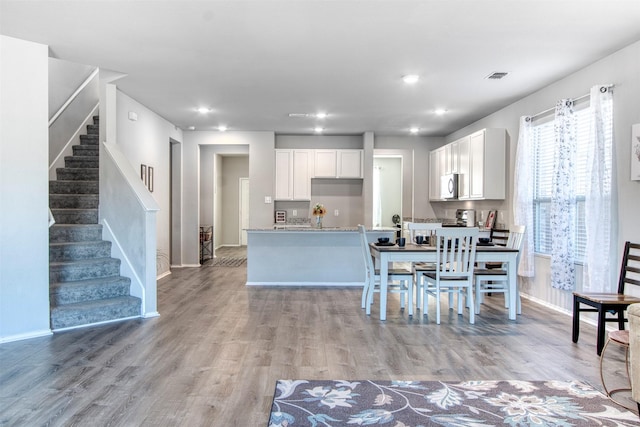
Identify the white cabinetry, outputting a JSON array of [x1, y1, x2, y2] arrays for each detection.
[[274, 149, 313, 200], [429, 128, 506, 201], [466, 129, 505, 200], [314, 149, 363, 178], [429, 148, 444, 201]]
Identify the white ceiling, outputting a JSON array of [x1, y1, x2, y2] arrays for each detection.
[[2, 0, 640, 136]]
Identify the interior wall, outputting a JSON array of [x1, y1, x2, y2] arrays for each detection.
[[183, 131, 275, 266], [115, 91, 183, 276], [444, 39, 640, 313], [0, 36, 51, 342]]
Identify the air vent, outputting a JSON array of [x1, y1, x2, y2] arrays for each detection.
[[485, 71, 509, 80]]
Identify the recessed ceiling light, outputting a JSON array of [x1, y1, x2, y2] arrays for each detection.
[[314, 127, 324, 133], [402, 74, 420, 84], [434, 109, 447, 115], [188, 126, 195, 131], [218, 125, 227, 132], [315, 112, 328, 119], [410, 127, 420, 134], [197, 107, 211, 114]]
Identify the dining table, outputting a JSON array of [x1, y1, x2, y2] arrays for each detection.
[[369, 242, 520, 321]]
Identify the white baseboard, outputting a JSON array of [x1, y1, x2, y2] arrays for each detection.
[[157, 270, 172, 280], [52, 315, 141, 333], [143, 312, 160, 319], [0, 329, 52, 344]]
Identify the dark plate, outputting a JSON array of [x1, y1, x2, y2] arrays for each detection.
[[477, 242, 495, 246], [375, 242, 396, 246]]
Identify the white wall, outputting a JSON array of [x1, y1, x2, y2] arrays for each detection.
[[115, 91, 183, 277], [0, 36, 51, 342], [444, 40, 640, 313], [183, 131, 275, 265]]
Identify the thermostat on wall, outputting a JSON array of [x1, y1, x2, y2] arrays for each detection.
[[275, 210, 287, 223]]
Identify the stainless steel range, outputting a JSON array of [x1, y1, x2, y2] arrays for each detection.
[[444, 209, 476, 227]]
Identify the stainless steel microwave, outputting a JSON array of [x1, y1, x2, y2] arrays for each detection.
[[440, 173, 458, 199]]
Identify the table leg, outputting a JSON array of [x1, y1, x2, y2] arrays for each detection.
[[380, 254, 389, 321], [508, 254, 516, 320]]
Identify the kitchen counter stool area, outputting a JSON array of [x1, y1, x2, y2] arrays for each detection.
[[246, 228, 396, 286]]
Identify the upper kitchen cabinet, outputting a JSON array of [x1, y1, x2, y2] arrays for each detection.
[[429, 128, 506, 201], [274, 149, 313, 200], [465, 128, 506, 200], [314, 149, 363, 178], [429, 148, 444, 201]]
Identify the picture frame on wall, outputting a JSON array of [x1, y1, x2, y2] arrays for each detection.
[[148, 166, 154, 192], [140, 164, 147, 186], [632, 124, 640, 181]]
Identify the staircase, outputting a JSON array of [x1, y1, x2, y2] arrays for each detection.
[[49, 116, 141, 330]]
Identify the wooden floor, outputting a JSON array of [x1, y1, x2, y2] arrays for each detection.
[[0, 247, 634, 426]]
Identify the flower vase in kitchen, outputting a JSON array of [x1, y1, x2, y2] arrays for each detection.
[[312, 203, 326, 229]]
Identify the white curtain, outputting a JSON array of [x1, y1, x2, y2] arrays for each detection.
[[583, 85, 614, 292], [550, 99, 577, 290], [513, 116, 535, 277]]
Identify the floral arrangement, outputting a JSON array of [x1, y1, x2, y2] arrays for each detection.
[[312, 203, 326, 217]]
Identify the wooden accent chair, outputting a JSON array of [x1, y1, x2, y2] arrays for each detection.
[[572, 242, 640, 355]]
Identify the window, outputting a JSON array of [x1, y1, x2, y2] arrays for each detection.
[[532, 106, 596, 261]]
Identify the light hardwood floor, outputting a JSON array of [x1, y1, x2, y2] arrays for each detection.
[[0, 247, 632, 426]]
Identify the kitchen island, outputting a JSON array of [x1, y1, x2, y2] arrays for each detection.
[[246, 227, 396, 286]]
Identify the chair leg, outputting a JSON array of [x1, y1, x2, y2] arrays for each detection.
[[597, 308, 607, 356], [435, 284, 441, 325], [361, 281, 369, 309], [415, 275, 422, 311], [467, 286, 475, 324], [572, 298, 580, 343]]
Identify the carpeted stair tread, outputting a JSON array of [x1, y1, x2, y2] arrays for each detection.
[[79, 134, 99, 145], [50, 296, 141, 330], [56, 168, 99, 181], [72, 145, 99, 156], [64, 156, 98, 169], [50, 240, 111, 261], [86, 124, 99, 134], [49, 180, 98, 194], [50, 224, 103, 243], [50, 257, 121, 282], [50, 208, 98, 224], [50, 276, 131, 305], [49, 194, 99, 209]]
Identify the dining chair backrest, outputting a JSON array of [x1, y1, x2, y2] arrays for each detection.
[[617, 241, 640, 294], [434, 227, 479, 280], [357, 224, 374, 278], [407, 222, 442, 242], [490, 228, 509, 246]]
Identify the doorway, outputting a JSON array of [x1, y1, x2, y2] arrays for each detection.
[[373, 156, 402, 228], [239, 177, 249, 246]]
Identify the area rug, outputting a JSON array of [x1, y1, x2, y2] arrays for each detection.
[[268, 379, 639, 426], [205, 257, 246, 267]]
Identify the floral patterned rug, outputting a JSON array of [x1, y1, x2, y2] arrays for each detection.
[[268, 379, 639, 426]]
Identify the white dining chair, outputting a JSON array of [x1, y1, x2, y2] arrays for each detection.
[[474, 225, 525, 315], [407, 222, 442, 311], [422, 227, 479, 324], [357, 225, 414, 316]]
